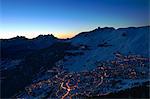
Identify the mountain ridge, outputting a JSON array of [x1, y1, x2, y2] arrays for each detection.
[[1, 25, 149, 98], [1, 26, 149, 40]]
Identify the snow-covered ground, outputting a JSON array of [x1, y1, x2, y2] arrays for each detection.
[[2, 26, 149, 98], [0, 59, 22, 70], [62, 26, 149, 71], [17, 53, 149, 98]]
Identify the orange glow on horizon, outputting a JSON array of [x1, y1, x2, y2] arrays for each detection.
[[0, 32, 77, 39], [54, 32, 77, 39]]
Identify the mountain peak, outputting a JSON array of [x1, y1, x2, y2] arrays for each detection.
[[35, 34, 57, 39], [12, 36, 27, 40], [93, 27, 115, 32]]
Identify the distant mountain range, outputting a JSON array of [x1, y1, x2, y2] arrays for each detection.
[[1, 34, 59, 59], [0, 26, 149, 98]]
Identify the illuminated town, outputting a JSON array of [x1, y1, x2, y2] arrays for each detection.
[[17, 52, 149, 98]]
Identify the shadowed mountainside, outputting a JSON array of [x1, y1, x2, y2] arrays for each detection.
[[0, 26, 149, 98]]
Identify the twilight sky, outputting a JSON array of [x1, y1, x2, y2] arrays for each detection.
[[0, 0, 149, 39]]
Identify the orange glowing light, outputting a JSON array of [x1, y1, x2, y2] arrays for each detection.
[[54, 32, 76, 39]]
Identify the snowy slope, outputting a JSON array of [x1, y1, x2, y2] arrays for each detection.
[[17, 53, 149, 98], [2, 26, 150, 98], [62, 26, 149, 71]]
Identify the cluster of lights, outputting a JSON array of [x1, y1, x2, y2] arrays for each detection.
[[24, 53, 149, 98]]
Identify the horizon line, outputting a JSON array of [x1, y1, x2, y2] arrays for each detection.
[[0, 25, 149, 39]]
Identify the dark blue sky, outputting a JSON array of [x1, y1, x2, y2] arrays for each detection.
[[0, 0, 149, 38]]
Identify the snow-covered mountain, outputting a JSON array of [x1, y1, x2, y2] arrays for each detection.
[[1, 26, 149, 98], [63, 26, 149, 71]]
